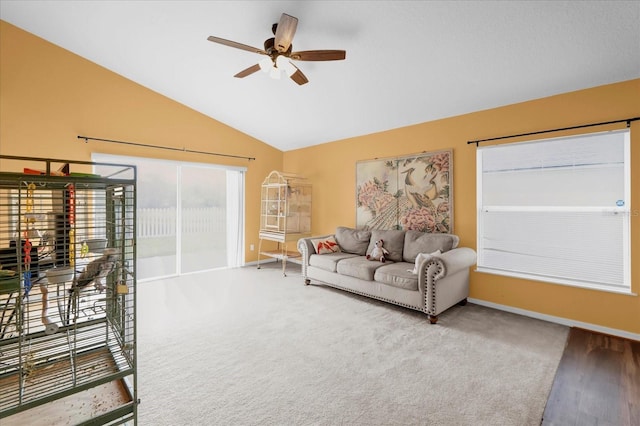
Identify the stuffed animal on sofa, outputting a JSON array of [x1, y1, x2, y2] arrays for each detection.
[[366, 239, 389, 262]]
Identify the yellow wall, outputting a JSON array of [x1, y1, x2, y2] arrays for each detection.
[[0, 20, 283, 262], [2, 20, 639, 335], [284, 79, 640, 335]]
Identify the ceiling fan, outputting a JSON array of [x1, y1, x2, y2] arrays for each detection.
[[207, 13, 346, 85]]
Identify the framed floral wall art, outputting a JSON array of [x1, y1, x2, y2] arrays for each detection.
[[356, 150, 453, 233]]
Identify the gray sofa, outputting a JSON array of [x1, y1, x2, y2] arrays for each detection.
[[297, 227, 477, 323]]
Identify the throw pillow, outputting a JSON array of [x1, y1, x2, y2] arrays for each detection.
[[311, 236, 341, 254], [366, 229, 405, 262], [408, 250, 442, 274], [335, 227, 371, 255], [403, 231, 459, 262]]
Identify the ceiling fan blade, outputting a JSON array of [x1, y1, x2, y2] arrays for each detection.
[[234, 64, 261, 78], [207, 36, 267, 55], [289, 64, 309, 86], [289, 50, 346, 61], [274, 13, 298, 53]]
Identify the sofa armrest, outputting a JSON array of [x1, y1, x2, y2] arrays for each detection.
[[420, 247, 476, 318], [418, 247, 476, 281], [298, 234, 334, 280], [297, 234, 334, 265], [437, 247, 477, 277]]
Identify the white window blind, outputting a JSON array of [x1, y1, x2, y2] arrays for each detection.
[[476, 129, 631, 293]]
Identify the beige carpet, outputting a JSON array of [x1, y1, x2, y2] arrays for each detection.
[[136, 263, 568, 425]]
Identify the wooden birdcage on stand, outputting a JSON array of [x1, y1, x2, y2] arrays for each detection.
[[258, 171, 311, 275]]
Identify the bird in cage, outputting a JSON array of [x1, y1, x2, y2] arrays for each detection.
[[72, 247, 119, 293]]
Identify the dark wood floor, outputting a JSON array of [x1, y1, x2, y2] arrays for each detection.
[[542, 327, 640, 426]]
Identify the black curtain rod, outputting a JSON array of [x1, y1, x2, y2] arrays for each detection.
[[78, 135, 256, 161], [467, 117, 640, 146]]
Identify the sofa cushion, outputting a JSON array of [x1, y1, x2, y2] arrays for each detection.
[[366, 229, 405, 262], [336, 256, 389, 281], [309, 252, 359, 273], [374, 263, 419, 291], [310, 235, 341, 254], [335, 227, 371, 255], [403, 231, 460, 262]]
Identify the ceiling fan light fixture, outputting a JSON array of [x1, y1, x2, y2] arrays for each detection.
[[269, 66, 281, 80], [259, 57, 274, 73], [275, 55, 288, 68], [276, 55, 296, 77]]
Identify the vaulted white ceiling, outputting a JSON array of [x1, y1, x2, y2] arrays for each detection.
[[1, 1, 639, 151]]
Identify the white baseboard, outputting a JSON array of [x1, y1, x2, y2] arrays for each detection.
[[468, 298, 640, 342]]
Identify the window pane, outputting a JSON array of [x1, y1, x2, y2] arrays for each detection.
[[481, 131, 625, 172], [180, 166, 227, 273], [483, 164, 624, 206], [135, 160, 178, 279], [480, 210, 625, 288]]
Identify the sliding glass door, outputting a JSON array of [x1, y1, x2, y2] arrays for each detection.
[[93, 154, 245, 281]]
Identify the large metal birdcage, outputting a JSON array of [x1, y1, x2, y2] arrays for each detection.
[[0, 155, 137, 425]]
